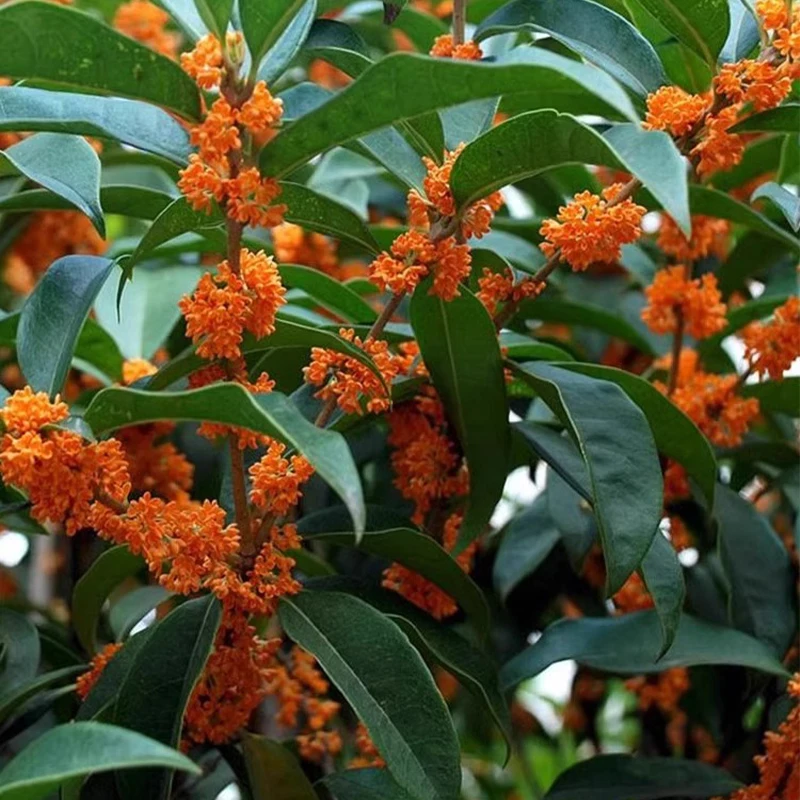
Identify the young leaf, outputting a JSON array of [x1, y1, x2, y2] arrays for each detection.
[[114, 595, 222, 800], [279, 590, 461, 800], [0, 722, 199, 800], [543, 755, 741, 800], [0, 2, 201, 120], [0, 87, 190, 165], [240, 0, 310, 68], [18, 255, 115, 398], [72, 545, 145, 655], [82, 385, 366, 534], [501, 611, 788, 691], [640, 532, 686, 658], [511, 363, 663, 595], [410, 278, 510, 552], [475, 0, 667, 95], [450, 111, 690, 235], [1, 134, 104, 235], [240, 733, 318, 800]]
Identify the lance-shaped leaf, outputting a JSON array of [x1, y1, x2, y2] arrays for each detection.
[[323, 769, 417, 800], [0, 610, 40, 711], [18, 256, 116, 398], [241, 733, 319, 800], [259, 0, 318, 85], [109, 586, 172, 642], [0, 87, 190, 165], [640, 532, 685, 657], [83, 384, 366, 533], [731, 103, 800, 134], [0, 186, 173, 220], [0, 2, 201, 120], [511, 363, 662, 595], [410, 278, 510, 552], [114, 595, 221, 800], [1, 134, 104, 235], [0, 665, 84, 725], [241, 0, 309, 67], [0, 722, 199, 800], [475, 0, 667, 95], [278, 265, 377, 323], [259, 49, 638, 177], [752, 182, 800, 232], [279, 590, 461, 800], [450, 111, 689, 234], [501, 610, 788, 690]]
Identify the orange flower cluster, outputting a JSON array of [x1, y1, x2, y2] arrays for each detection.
[[303, 328, 403, 416], [644, 86, 709, 137], [476, 268, 544, 316], [180, 33, 224, 90], [641, 265, 727, 340], [249, 439, 314, 516], [657, 215, 731, 263], [716, 673, 800, 800], [180, 249, 286, 360], [626, 668, 690, 715], [272, 222, 338, 275], [612, 572, 654, 613], [539, 184, 645, 271], [113, 0, 179, 58], [429, 33, 483, 60], [350, 722, 385, 769], [742, 296, 800, 380], [75, 642, 123, 700], [715, 59, 793, 113], [691, 106, 746, 178]]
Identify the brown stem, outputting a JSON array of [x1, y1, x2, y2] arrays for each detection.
[[667, 308, 685, 396], [452, 0, 467, 45], [95, 489, 129, 515], [229, 437, 255, 558]]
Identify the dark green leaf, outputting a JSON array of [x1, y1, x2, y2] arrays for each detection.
[[511, 363, 662, 595], [0, 186, 173, 219], [18, 255, 115, 398], [0, 87, 190, 165], [1, 134, 103, 235], [72, 545, 145, 655], [114, 595, 221, 800], [475, 0, 667, 95], [259, 49, 638, 177], [0, 722, 199, 800], [240, 0, 309, 68], [410, 278, 510, 551], [0, 610, 40, 709], [259, 0, 317, 84], [499, 331, 575, 362], [516, 422, 590, 500], [543, 754, 741, 800], [752, 182, 800, 232], [716, 485, 796, 657], [640, 532, 685, 657], [741, 377, 799, 416], [279, 265, 377, 324], [109, 586, 172, 642], [730, 104, 800, 133], [501, 610, 788, 690], [279, 590, 461, 800], [241, 733, 318, 800], [83, 384, 366, 533], [0, 2, 201, 120], [322, 769, 417, 800], [0, 665, 84, 724]]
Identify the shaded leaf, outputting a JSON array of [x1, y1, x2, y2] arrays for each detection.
[[322, 769, 416, 800], [241, 733, 318, 800], [741, 377, 799, 416], [752, 182, 800, 232], [730, 104, 800, 133], [640, 532, 685, 657], [0, 610, 40, 710], [193, 0, 233, 39], [109, 586, 172, 642]]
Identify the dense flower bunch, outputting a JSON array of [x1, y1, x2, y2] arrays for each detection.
[[113, 0, 179, 57], [429, 33, 483, 60], [657, 214, 731, 263], [743, 296, 800, 380]]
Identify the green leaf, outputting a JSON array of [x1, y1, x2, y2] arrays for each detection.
[[0, 186, 173, 219], [240, 733, 318, 800], [260, 49, 638, 177], [716, 485, 796, 657], [279, 590, 461, 800], [730, 104, 800, 134], [500, 331, 575, 363], [640, 532, 685, 658], [0, 1, 201, 120], [741, 377, 799, 416], [0, 665, 84, 724], [323, 769, 417, 800], [410, 278, 510, 551], [514, 297, 656, 354], [516, 422, 590, 501], [109, 586, 172, 642], [543, 754, 741, 800], [1, 134, 103, 235], [18, 256, 116, 398], [280, 182, 381, 254], [752, 182, 800, 232], [83, 384, 366, 533], [555, 363, 718, 507], [193, 0, 233, 39], [72, 545, 145, 655], [279, 265, 377, 323], [240, 0, 309, 68], [260, 0, 318, 84], [475, 0, 667, 95], [0, 87, 190, 165], [114, 595, 221, 800], [450, 111, 690, 234], [501, 610, 788, 690], [493, 496, 561, 600], [0, 722, 199, 800], [627, 0, 730, 63], [511, 363, 662, 595], [302, 529, 490, 640], [0, 610, 40, 710]]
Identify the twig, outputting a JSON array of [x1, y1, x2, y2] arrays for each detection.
[[452, 0, 467, 45]]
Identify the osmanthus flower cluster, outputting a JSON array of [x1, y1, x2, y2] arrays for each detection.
[[112, 0, 179, 58]]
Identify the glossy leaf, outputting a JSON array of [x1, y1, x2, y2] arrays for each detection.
[[0, 2, 201, 120], [83, 384, 366, 533], [303, 529, 490, 640], [730, 104, 800, 133], [322, 769, 417, 800], [258, 0, 318, 84], [0, 86, 190, 165], [279, 265, 377, 323], [501, 610, 788, 690], [18, 256, 115, 398], [410, 278, 510, 551], [450, 111, 690, 234], [241, 733, 317, 800], [114, 595, 221, 800], [475, 0, 666, 95], [0, 185, 173, 219], [752, 182, 800, 232], [259, 49, 638, 177], [241, 0, 309, 67], [0, 722, 199, 800], [543, 755, 741, 800], [1, 134, 103, 235], [279, 590, 461, 800], [511, 363, 662, 595], [640, 532, 685, 657]]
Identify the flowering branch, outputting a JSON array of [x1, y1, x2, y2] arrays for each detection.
[[452, 0, 467, 46]]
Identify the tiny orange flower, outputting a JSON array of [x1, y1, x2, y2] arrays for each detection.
[[644, 86, 709, 137], [430, 33, 483, 60], [237, 81, 284, 135], [181, 33, 224, 89], [113, 0, 179, 58], [76, 643, 123, 700], [742, 296, 800, 380], [657, 214, 731, 263]]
